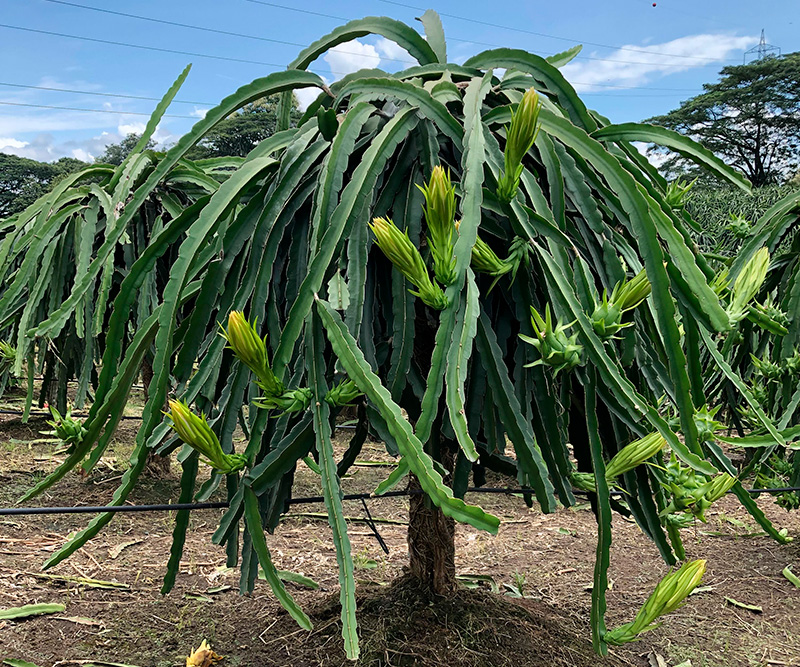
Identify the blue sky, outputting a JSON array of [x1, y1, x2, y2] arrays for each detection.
[[0, 0, 797, 161]]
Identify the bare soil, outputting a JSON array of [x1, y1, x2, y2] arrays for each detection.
[[0, 394, 799, 667]]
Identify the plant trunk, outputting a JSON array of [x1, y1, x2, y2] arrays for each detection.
[[406, 440, 457, 595], [141, 357, 171, 477]]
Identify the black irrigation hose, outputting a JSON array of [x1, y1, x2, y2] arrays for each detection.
[[0, 409, 143, 421], [3, 485, 798, 517]]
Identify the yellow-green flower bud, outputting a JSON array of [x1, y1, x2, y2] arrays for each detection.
[[370, 216, 448, 310], [604, 432, 665, 480], [703, 473, 737, 503], [418, 166, 457, 286], [471, 235, 510, 276], [729, 247, 770, 323], [606, 560, 706, 645], [0, 340, 15, 369], [221, 311, 284, 396], [166, 400, 247, 474], [497, 88, 541, 202]]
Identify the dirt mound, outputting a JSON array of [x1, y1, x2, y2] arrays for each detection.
[[271, 576, 633, 667]]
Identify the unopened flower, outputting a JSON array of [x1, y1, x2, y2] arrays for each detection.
[[729, 248, 770, 323], [418, 166, 457, 286], [221, 311, 283, 395], [519, 304, 582, 375], [369, 217, 448, 310], [591, 269, 651, 338], [604, 432, 666, 480], [254, 387, 313, 414], [45, 405, 86, 451], [324, 379, 363, 407], [664, 178, 696, 209], [497, 88, 541, 202], [605, 560, 706, 645], [166, 400, 247, 474]]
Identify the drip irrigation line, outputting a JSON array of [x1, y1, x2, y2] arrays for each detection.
[[0, 409, 143, 421], [3, 485, 797, 517]]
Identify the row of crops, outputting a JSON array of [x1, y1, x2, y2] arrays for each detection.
[[1, 12, 799, 659]]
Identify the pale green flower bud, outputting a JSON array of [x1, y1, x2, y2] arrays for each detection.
[[604, 432, 665, 480], [418, 166, 457, 286], [167, 400, 247, 474], [497, 88, 541, 202], [729, 248, 770, 323], [221, 311, 284, 395], [370, 216, 448, 310], [606, 560, 706, 645]]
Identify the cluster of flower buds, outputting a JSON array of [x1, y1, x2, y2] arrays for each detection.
[[519, 305, 583, 375], [754, 454, 800, 511], [664, 178, 696, 209], [221, 311, 310, 413], [45, 405, 86, 452], [751, 353, 785, 381], [0, 340, 16, 371], [590, 268, 651, 339], [728, 248, 770, 324], [692, 404, 724, 444], [418, 165, 457, 287], [166, 400, 248, 474], [496, 88, 541, 203], [324, 379, 363, 408], [369, 217, 448, 310], [751, 349, 800, 383], [659, 454, 736, 524], [605, 560, 706, 645], [727, 213, 751, 239]]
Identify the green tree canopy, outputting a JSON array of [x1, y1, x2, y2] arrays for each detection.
[[648, 52, 800, 187], [0, 153, 86, 219], [185, 95, 300, 159], [95, 133, 156, 166]]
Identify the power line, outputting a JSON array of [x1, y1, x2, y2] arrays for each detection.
[[0, 23, 364, 79], [0, 81, 215, 106], [0, 23, 288, 68], [0, 100, 197, 119], [37, 0, 419, 66], [243, 0, 733, 70], [0, 24, 705, 100], [375, 0, 743, 63]]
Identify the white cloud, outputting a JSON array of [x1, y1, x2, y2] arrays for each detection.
[[294, 86, 323, 112], [374, 37, 412, 64], [0, 137, 29, 150], [633, 141, 670, 169], [324, 40, 381, 78], [70, 148, 94, 162], [562, 33, 758, 92], [190, 107, 209, 119], [118, 121, 146, 136]]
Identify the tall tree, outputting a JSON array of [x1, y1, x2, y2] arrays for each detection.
[[648, 52, 800, 187], [185, 95, 300, 159], [0, 153, 86, 219], [96, 133, 156, 166]]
